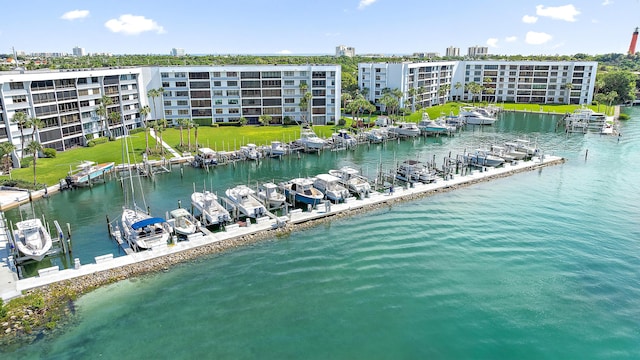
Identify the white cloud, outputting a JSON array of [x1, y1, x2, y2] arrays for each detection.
[[525, 31, 553, 45], [105, 14, 166, 35], [61, 10, 90, 21], [602, 0, 612, 5], [522, 15, 538, 24], [486, 38, 499, 47], [505, 36, 517, 42], [535, 4, 580, 22], [358, 0, 377, 10], [277, 50, 292, 54]]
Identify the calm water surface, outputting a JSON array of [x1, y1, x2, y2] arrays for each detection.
[[5, 110, 640, 359]]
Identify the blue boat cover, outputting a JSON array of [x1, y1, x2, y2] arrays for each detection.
[[131, 217, 165, 230]]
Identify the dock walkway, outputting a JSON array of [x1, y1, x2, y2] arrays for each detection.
[[2, 155, 564, 300]]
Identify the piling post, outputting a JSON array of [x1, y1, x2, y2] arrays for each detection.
[[66, 223, 72, 253], [106, 215, 111, 236], [585, 149, 589, 161]]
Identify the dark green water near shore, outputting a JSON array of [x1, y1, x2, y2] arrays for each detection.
[[6, 110, 640, 358]]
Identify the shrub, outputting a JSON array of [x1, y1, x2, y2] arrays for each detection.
[[85, 133, 94, 141], [217, 122, 241, 127], [338, 118, 346, 126], [283, 116, 297, 126], [618, 113, 630, 120], [42, 148, 57, 158], [87, 137, 109, 147], [193, 118, 212, 126], [129, 127, 145, 134], [20, 156, 33, 168]]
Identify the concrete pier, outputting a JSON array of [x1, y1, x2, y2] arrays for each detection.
[[0, 155, 564, 301]]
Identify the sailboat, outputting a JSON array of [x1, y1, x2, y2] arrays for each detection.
[[119, 130, 171, 250]]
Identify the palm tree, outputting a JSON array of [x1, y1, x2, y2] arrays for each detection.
[[407, 87, 417, 112], [0, 142, 16, 174], [299, 82, 312, 124], [25, 141, 42, 185], [177, 118, 189, 147], [193, 123, 199, 149], [360, 87, 370, 100], [564, 82, 574, 104], [156, 119, 167, 156], [139, 105, 151, 152], [97, 95, 113, 138], [148, 87, 164, 123], [438, 84, 451, 104], [11, 111, 29, 159], [454, 82, 463, 101], [341, 93, 352, 112], [186, 120, 193, 151], [29, 117, 43, 142], [108, 112, 121, 139]]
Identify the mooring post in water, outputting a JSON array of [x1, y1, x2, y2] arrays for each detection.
[[66, 223, 72, 253], [106, 215, 111, 236], [585, 149, 589, 161], [178, 200, 182, 209], [147, 206, 151, 215]]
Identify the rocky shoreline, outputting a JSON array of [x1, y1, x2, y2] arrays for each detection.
[[0, 158, 565, 346]]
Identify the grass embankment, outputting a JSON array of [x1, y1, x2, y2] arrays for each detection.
[[1, 102, 604, 186]]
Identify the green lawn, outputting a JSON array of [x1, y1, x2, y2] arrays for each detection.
[[1, 102, 609, 186]]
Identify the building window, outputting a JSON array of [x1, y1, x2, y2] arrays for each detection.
[[213, 81, 221, 87], [227, 81, 238, 87], [164, 100, 171, 106], [161, 73, 169, 78], [10, 82, 24, 90]]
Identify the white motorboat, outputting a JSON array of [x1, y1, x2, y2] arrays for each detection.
[[313, 174, 350, 203], [13, 218, 53, 262], [257, 182, 287, 208], [192, 147, 218, 167], [365, 129, 385, 143], [418, 118, 456, 134], [512, 139, 539, 156], [396, 160, 437, 184], [331, 129, 357, 147], [459, 107, 497, 125], [297, 125, 326, 150], [265, 141, 287, 157], [388, 122, 420, 137], [225, 185, 267, 218], [169, 208, 199, 236], [281, 178, 325, 206], [463, 149, 505, 167], [191, 190, 231, 225], [600, 122, 614, 135], [328, 166, 371, 198], [65, 161, 115, 187], [241, 143, 262, 161], [489, 145, 516, 162], [502, 142, 528, 160]]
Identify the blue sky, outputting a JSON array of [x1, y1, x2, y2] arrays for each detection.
[[2, 0, 638, 56]]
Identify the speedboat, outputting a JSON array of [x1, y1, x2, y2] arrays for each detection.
[[365, 129, 385, 143], [459, 107, 496, 125], [502, 142, 528, 160], [169, 208, 199, 236], [297, 125, 326, 150], [257, 182, 287, 208], [265, 141, 287, 157], [192, 147, 218, 167], [241, 143, 261, 161], [225, 185, 267, 218], [463, 149, 505, 167], [191, 190, 231, 225], [418, 118, 455, 134], [600, 122, 614, 135], [489, 145, 516, 162], [282, 178, 325, 206], [388, 122, 420, 137], [396, 160, 437, 184], [331, 129, 357, 147], [328, 166, 371, 198], [512, 139, 539, 156], [13, 218, 53, 262], [313, 174, 350, 203]]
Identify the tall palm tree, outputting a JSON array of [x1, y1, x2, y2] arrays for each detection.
[[148, 87, 164, 123], [139, 105, 151, 152], [25, 141, 42, 185], [108, 111, 121, 139], [454, 82, 463, 101], [186, 120, 193, 151], [407, 87, 417, 112], [193, 123, 199, 150], [97, 95, 113, 138], [155, 119, 167, 156], [438, 84, 451, 104], [11, 111, 29, 159], [341, 93, 352, 112], [564, 82, 574, 104], [0, 142, 16, 174], [360, 87, 370, 99], [178, 118, 189, 147], [29, 117, 44, 142], [298, 82, 311, 124]]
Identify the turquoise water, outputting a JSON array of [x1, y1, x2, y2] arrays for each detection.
[[5, 110, 640, 358]]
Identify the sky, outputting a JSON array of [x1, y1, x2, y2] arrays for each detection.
[[1, 0, 639, 56]]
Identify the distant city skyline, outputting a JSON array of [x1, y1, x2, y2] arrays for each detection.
[[1, 1, 638, 56]]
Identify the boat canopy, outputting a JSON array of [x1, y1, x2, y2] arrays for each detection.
[[131, 217, 166, 230], [170, 208, 191, 218]]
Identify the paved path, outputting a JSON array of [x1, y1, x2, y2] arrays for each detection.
[[0, 213, 20, 301], [148, 128, 181, 158]]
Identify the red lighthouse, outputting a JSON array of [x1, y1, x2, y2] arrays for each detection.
[[628, 27, 639, 55]]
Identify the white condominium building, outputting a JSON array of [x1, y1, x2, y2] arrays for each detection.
[[0, 64, 341, 161], [358, 60, 598, 110]]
